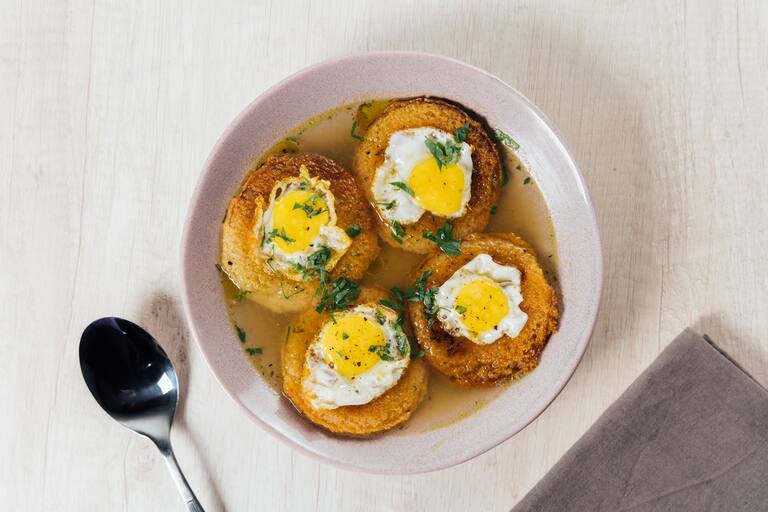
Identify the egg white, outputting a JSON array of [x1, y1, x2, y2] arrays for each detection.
[[256, 171, 350, 278], [302, 305, 410, 410], [436, 254, 528, 344], [371, 127, 473, 224]]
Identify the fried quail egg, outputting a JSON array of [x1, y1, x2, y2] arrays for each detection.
[[371, 127, 472, 224], [257, 165, 350, 278], [435, 254, 528, 344], [302, 305, 410, 410]]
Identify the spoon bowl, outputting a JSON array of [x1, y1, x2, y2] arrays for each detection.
[[79, 317, 203, 511]]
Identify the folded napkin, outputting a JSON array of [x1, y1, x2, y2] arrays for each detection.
[[513, 329, 768, 512]]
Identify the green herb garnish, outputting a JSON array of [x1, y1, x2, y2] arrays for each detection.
[[378, 298, 401, 311], [493, 128, 520, 150], [424, 123, 469, 169], [306, 246, 331, 270], [454, 121, 470, 143], [422, 221, 461, 255], [292, 193, 326, 218], [375, 309, 386, 325], [235, 289, 251, 302], [377, 200, 396, 210], [368, 344, 394, 361], [523, 177, 531, 185], [390, 181, 415, 196], [350, 121, 364, 141], [391, 321, 409, 356], [285, 135, 298, 143], [490, 205, 497, 215], [316, 277, 360, 314], [341, 332, 349, 340], [235, 324, 247, 343], [391, 221, 406, 244], [345, 224, 363, 238], [245, 347, 262, 355], [390, 270, 441, 325], [265, 227, 295, 245], [424, 137, 460, 170], [455, 305, 467, 314], [406, 331, 424, 359]]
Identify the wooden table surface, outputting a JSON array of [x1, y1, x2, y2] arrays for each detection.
[[2, 1, 767, 510]]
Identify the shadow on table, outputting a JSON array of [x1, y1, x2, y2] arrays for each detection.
[[139, 291, 226, 512]]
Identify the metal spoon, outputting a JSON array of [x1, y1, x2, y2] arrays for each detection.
[[79, 317, 204, 512]]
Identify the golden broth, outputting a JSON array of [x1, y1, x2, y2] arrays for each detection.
[[221, 100, 558, 433]]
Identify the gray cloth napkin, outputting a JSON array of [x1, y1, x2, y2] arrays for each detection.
[[513, 328, 768, 512]]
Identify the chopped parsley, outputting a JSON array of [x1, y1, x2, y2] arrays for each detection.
[[285, 245, 362, 317], [413, 271, 441, 320], [245, 347, 262, 355], [374, 309, 386, 325], [391, 221, 406, 244], [390, 181, 414, 196], [316, 277, 360, 315], [490, 205, 497, 215], [264, 227, 295, 245], [377, 200, 396, 210], [493, 128, 520, 150], [523, 177, 531, 185], [306, 246, 331, 270], [234, 289, 251, 302], [455, 305, 467, 314], [285, 135, 298, 143], [368, 344, 394, 361], [391, 321, 409, 356], [345, 224, 363, 238], [378, 298, 401, 311], [454, 121, 470, 143], [341, 332, 349, 340], [424, 122, 470, 169], [391, 270, 441, 326], [292, 193, 326, 218], [350, 120, 364, 141], [235, 324, 247, 343], [408, 335, 423, 358], [422, 221, 461, 255]]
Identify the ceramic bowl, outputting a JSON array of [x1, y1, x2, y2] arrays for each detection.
[[180, 52, 602, 474]]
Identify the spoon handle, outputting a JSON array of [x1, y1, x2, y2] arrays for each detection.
[[159, 446, 205, 512]]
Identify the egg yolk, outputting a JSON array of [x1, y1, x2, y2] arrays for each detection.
[[455, 279, 510, 336], [408, 157, 465, 216], [321, 315, 385, 378], [270, 189, 330, 253]]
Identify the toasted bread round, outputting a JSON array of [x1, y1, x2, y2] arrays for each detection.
[[353, 98, 502, 253], [282, 287, 428, 436], [408, 233, 559, 386], [221, 154, 379, 313]]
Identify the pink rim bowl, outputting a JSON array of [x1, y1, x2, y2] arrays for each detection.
[[180, 52, 603, 474]]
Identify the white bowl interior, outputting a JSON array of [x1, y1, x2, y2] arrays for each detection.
[[181, 52, 602, 474]]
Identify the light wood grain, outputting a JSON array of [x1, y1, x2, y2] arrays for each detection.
[[2, 1, 767, 510]]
